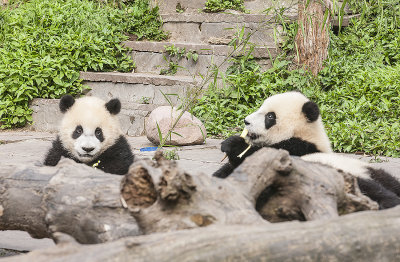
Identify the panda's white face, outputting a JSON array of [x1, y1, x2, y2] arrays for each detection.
[[244, 92, 332, 153], [70, 125, 104, 162], [59, 97, 122, 163]]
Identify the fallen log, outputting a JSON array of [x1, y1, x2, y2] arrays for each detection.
[[122, 150, 377, 232], [0, 160, 140, 243], [3, 206, 400, 262], [1, 148, 377, 244]]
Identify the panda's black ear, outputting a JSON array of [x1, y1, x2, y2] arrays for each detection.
[[59, 95, 75, 113], [302, 101, 320, 122], [105, 98, 121, 115]]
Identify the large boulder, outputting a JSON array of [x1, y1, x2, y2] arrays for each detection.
[[146, 106, 206, 146]]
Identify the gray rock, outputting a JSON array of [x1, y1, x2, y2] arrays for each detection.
[[146, 106, 206, 146]]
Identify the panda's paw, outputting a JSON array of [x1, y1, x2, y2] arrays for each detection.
[[221, 135, 249, 165]]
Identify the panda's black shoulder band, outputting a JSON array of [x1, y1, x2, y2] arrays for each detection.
[[302, 101, 320, 122], [59, 95, 75, 113], [105, 98, 121, 115]]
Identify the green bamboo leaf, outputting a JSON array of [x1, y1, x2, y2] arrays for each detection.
[[322, 8, 330, 33], [171, 131, 183, 137], [156, 121, 163, 145], [305, 0, 311, 9], [160, 90, 173, 107]]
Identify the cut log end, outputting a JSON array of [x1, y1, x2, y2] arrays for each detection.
[[121, 154, 197, 211], [121, 165, 157, 209], [154, 150, 197, 202]]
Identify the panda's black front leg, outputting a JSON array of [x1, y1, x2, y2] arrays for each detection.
[[213, 135, 260, 178], [212, 163, 235, 178], [221, 135, 260, 167], [44, 136, 66, 166]]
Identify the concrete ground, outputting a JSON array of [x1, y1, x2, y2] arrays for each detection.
[[0, 130, 399, 253]]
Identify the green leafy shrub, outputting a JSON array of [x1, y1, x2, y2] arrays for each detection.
[[124, 0, 168, 41], [194, 0, 400, 157], [204, 0, 246, 13], [160, 45, 198, 75], [0, 0, 166, 128]]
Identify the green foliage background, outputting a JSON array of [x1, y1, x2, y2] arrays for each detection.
[[194, 0, 400, 157], [204, 0, 246, 13], [0, 0, 165, 128], [1, 0, 399, 157]]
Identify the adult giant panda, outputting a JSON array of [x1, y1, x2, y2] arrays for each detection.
[[213, 91, 400, 209], [213, 91, 332, 178], [44, 95, 134, 175]]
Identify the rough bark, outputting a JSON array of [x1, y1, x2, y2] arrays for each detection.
[[0, 160, 140, 244], [295, 0, 332, 75], [3, 206, 400, 262], [1, 148, 376, 244], [123, 150, 376, 230], [256, 160, 378, 222]]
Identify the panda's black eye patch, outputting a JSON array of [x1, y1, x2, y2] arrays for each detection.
[[265, 112, 276, 129], [95, 127, 104, 142], [72, 125, 83, 139]]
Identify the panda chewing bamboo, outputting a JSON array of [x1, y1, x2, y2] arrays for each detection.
[[213, 91, 400, 209]]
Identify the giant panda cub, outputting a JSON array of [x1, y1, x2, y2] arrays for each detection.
[[213, 91, 332, 178], [44, 95, 134, 175], [213, 91, 400, 209]]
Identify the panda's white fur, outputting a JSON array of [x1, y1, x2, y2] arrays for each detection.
[[244, 92, 332, 153], [302, 153, 375, 180], [59, 96, 122, 163]]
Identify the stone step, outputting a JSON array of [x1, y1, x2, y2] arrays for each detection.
[[161, 13, 282, 46], [31, 72, 200, 136], [160, 11, 356, 46], [80, 71, 198, 105], [154, 0, 350, 16], [153, 0, 297, 14], [125, 41, 278, 76]]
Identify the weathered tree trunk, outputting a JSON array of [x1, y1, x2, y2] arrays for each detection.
[[1, 148, 376, 244], [295, 0, 332, 75], [3, 206, 400, 262], [0, 160, 140, 243]]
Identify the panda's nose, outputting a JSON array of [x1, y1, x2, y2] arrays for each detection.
[[244, 119, 250, 125], [82, 147, 95, 153]]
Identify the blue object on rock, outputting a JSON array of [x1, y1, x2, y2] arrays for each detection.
[[140, 146, 158, 152]]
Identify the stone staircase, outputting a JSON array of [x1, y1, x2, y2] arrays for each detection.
[[30, 0, 349, 136]]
